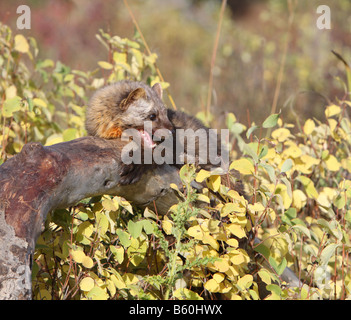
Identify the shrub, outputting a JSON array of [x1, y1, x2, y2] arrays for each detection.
[[1, 23, 350, 300]]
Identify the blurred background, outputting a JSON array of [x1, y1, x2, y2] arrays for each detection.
[[1, 0, 351, 128]]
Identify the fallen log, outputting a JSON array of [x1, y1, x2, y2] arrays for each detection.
[[0, 136, 181, 299]]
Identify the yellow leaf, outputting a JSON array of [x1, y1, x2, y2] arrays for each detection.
[[301, 155, 320, 168], [14, 34, 29, 53], [325, 155, 341, 172], [303, 119, 315, 135], [292, 189, 307, 210], [203, 233, 219, 250], [268, 208, 276, 223], [106, 279, 116, 297], [258, 269, 272, 285], [272, 128, 291, 142], [102, 198, 118, 211], [80, 277, 95, 291], [229, 249, 250, 266], [207, 220, 220, 233], [207, 175, 221, 192], [5, 85, 17, 99], [325, 104, 341, 118], [237, 274, 253, 290], [221, 202, 245, 217], [227, 224, 246, 239], [204, 279, 220, 293], [196, 169, 211, 183], [71, 250, 86, 263], [213, 273, 225, 283], [82, 256, 94, 268], [248, 203, 265, 214], [110, 274, 126, 290], [45, 133, 63, 146], [213, 258, 230, 273], [298, 176, 318, 200], [197, 194, 210, 203], [86, 286, 109, 300], [218, 281, 232, 294], [328, 118, 338, 132], [230, 158, 255, 175], [95, 212, 109, 235], [188, 225, 203, 240], [226, 238, 239, 248], [98, 61, 113, 69], [229, 252, 245, 265], [123, 273, 139, 285], [162, 219, 173, 235], [225, 266, 240, 278], [33, 98, 47, 108], [282, 143, 302, 158], [341, 158, 351, 173], [173, 288, 203, 300]]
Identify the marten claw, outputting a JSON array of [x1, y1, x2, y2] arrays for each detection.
[[118, 163, 143, 185]]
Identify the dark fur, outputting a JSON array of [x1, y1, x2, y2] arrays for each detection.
[[86, 81, 242, 194]]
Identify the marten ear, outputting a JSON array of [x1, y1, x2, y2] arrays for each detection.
[[119, 87, 147, 111], [152, 83, 163, 99]]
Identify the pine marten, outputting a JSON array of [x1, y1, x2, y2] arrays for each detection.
[[85, 80, 233, 187]]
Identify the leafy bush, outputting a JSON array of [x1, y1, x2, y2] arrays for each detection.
[[1, 22, 351, 300]]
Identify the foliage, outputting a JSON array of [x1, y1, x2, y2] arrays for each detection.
[[1, 22, 351, 300]]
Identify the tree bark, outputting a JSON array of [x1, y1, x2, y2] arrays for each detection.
[[0, 136, 182, 299]]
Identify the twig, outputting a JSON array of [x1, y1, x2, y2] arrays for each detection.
[[122, 0, 177, 110], [206, 0, 227, 117], [270, 0, 296, 116]]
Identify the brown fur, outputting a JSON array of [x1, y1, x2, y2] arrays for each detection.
[[85, 80, 173, 184], [85, 80, 242, 194], [86, 80, 173, 139]]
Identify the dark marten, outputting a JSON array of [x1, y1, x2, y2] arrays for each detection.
[[85, 80, 241, 193]]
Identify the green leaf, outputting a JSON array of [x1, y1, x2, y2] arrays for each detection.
[[246, 125, 259, 139], [86, 286, 109, 300], [95, 212, 109, 235], [259, 163, 276, 183], [2, 96, 22, 117], [62, 128, 78, 141], [320, 243, 339, 265], [258, 145, 268, 159], [116, 229, 131, 248], [128, 220, 143, 239], [173, 288, 203, 300], [281, 158, 293, 173], [292, 224, 311, 239], [282, 208, 296, 225], [243, 143, 258, 163], [141, 220, 155, 235], [269, 257, 287, 276], [297, 176, 318, 199], [98, 61, 113, 69], [254, 243, 270, 259], [266, 284, 282, 296], [262, 112, 280, 128]]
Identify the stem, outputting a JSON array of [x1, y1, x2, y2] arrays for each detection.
[[206, 0, 227, 117], [122, 0, 177, 110]]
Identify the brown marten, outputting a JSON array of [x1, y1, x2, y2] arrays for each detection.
[[85, 80, 237, 189]]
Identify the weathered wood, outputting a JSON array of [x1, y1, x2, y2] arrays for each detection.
[[0, 136, 182, 299]]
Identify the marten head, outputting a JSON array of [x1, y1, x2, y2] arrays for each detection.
[[85, 80, 174, 148]]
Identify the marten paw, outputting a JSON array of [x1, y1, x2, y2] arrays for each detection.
[[118, 163, 145, 185]]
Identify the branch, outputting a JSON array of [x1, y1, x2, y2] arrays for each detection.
[[0, 136, 181, 299]]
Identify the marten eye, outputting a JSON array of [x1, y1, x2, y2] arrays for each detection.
[[149, 114, 157, 121]]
